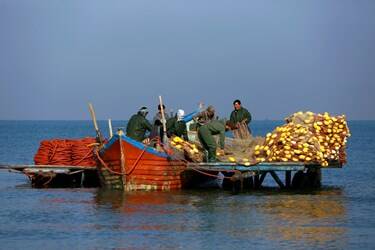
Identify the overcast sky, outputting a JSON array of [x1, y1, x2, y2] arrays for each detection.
[[0, 0, 374, 120]]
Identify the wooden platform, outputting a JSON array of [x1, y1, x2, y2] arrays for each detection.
[[186, 161, 342, 191], [0, 161, 342, 190], [0, 164, 98, 188]]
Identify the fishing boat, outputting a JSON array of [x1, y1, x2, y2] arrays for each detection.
[[95, 131, 188, 191]]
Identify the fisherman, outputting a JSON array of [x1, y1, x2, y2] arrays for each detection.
[[197, 106, 226, 162], [229, 99, 252, 136], [166, 109, 189, 141], [151, 104, 169, 142], [126, 107, 153, 143], [196, 105, 216, 126]]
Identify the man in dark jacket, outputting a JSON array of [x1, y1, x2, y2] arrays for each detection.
[[197, 106, 225, 162], [166, 109, 188, 141], [126, 107, 153, 142], [229, 99, 252, 136]]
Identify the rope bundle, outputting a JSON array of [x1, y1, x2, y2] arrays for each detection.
[[48, 139, 72, 165], [34, 140, 51, 165], [34, 138, 97, 167], [71, 138, 96, 166]]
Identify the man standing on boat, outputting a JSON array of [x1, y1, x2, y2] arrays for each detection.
[[151, 104, 169, 142], [126, 107, 153, 143], [166, 109, 189, 141], [197, 106, 225, 162], [229, 99, 252, 138]]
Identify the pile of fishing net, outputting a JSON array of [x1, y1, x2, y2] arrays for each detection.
[[170, 133, 265, 165], [169, 136, 205, 162], [216, 136, 265, 166], [254, 111, 350, 166], [34, 137, 97, 166]]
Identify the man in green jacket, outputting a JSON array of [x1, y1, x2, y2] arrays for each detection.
[[229, 99, 252, 136], [166, 109, 189, 141], [197, 106, 225, 162], [126, 107, 153, 142]]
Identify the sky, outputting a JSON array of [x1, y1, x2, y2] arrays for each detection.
[[0, 0, 374, 120]]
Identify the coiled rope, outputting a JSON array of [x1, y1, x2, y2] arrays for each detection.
[[34, 138, 97, 167]]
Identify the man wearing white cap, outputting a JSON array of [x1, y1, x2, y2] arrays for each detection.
[[166, 109, 189, 141]]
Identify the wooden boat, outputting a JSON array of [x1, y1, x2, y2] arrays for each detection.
[[96, 131, 188, 191]]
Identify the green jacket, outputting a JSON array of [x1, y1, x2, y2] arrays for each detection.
[[202, 120, 225, 149], [166, 117, 188, 141], [126, 113, 153, 142], [230, 107, 251, 125]]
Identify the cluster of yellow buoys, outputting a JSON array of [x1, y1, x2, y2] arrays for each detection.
[[170, 136, 203, 162], [254, 111, 350, 167], [226, 155, 252, 166]]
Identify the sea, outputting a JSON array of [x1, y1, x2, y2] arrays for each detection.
[[0, 120, 375, 250]]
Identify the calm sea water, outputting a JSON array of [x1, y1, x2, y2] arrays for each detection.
[[0, 120, 375, 249]]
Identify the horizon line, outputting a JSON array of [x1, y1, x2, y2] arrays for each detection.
[[0, 119, 374, 122]]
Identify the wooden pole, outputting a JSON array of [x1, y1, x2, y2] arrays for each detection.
[[88, 103, 99, 132], [158, 96, 168, 144], [118, 135, 126, 189], [108, 119, 113, 138], [88, 103, 103, 144]]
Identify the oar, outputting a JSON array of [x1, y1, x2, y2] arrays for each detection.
[[88, 103, 104, 144], [158, 96, 169, 146]]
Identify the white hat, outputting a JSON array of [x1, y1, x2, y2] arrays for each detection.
[[177, 109, 185, 121]]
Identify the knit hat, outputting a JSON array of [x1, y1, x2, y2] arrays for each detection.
[[138, 106, 149, 116]]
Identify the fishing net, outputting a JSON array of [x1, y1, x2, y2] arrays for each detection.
[[254, 112, 350, 166]]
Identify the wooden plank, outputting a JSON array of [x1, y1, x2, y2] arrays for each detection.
[[187, 161, 342, 169], [249, 165, 305, 171], [24, 168, 70, 174], [187, 163, 305, 172], [0, 164, 97, 171], [189, 162, 306, 167]]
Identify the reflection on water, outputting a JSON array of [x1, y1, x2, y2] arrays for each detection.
[[93, 188, 347, 249], [252, 189, 347, 248], [95, 189, 191, 214]]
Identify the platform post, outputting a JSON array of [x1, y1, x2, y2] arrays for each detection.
[[285, 171, 291, 188], [80, 172, 85, 187], [270, 171, 285, 188], [258, 172, 268, 187], [253, 174, 260, 189]]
